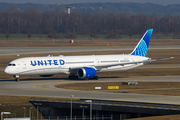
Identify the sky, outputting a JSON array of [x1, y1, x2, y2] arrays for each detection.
[[0, 0, 180, 6]]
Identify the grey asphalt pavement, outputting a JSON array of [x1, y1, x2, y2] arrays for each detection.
[[1, 76, 180, 105], [0, 46, 180, 56]]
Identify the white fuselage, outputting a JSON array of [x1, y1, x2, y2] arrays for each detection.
[[4, 54, 149, 76]]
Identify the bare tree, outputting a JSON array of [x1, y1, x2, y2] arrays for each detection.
[[0, 9, 179, 35], [6, 32, 10, 40], [6, 5, 19, 13], [39, 34, 42, 39], [28, 32, 32, 40], [129, 33, 132, 39], [48, 33, 53, 40], [63, 32, 77, 39], [90, 33, 98, 39], [105, 32, 116, 39]]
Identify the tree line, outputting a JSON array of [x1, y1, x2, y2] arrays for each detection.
[[0, 9, 180, 36]]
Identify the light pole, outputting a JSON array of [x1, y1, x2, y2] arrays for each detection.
[[1, 112, 11, 120], [85, 100, 92, 120], [29, 107, 33, 120], [22, 107, 26, 117], [79, 106, 87, 120], [34, 103, 42, 120], [37, 106, 38, 120], [40, 109, 42, 120], [70, 95, 74, 120], [14, 112, 16, 118]]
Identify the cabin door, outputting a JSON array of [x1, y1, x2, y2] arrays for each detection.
[[21, 61, 26, 69], [95, 59, 100, 65]]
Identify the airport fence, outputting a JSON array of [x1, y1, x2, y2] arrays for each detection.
[[35, 115, 114, 120]]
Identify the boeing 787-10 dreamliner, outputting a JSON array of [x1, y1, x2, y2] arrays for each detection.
[[4, 29, 173, 81]]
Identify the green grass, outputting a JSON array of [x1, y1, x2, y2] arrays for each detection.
[[0, 34, 47, 38]]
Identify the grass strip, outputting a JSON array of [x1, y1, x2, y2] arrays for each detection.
[[55, 81, 180, 96], [0, 39, 180, 48]]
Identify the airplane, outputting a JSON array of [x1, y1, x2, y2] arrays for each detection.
[[4, 29, 173, 81]]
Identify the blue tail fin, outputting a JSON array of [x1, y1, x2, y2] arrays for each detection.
[[131, 29, 153, 57]]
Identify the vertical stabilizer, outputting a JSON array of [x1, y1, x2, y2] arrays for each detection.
[[131, 29, 153, 57]]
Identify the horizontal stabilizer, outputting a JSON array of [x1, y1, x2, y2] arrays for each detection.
[[150, 57, 174, 62]]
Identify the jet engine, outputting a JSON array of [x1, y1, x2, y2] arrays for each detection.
[[77, 67, 96, 79]]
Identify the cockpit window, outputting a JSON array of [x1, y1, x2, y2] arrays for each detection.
[[8, 64, 16, 66]]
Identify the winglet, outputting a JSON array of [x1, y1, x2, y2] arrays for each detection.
[[131, 29, 153, 57]]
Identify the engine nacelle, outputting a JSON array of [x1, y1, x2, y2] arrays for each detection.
[[77, 67, 96, 79], [39, 75, 54, 77]]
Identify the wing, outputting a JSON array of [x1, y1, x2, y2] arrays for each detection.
[[69, 57, 174, 72]]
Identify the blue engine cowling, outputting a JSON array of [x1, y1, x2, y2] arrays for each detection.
[[77, 67, 96, 79]]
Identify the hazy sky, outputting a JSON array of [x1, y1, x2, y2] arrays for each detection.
[[0, 0, 180, 6]]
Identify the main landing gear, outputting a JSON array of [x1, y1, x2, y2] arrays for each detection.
[[13, 75, 19, 82], [68, 75, 79, 80], [88, 76, 98, 80], [68, 75, 98, 80]]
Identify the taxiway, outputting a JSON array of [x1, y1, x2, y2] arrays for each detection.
[[1, 76, 180, 105], [0, 46, 180, 56]]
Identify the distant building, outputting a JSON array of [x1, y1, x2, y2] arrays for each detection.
[[67, 4, 70, 14]]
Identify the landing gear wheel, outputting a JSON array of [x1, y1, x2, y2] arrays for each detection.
[[88, 76, 98, 80], [15, 78, 19, 82], [14, 75, 20, 82], [94, 76, 98, 80]]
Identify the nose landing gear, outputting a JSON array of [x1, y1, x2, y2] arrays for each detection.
[[13, 75, 19, 82]]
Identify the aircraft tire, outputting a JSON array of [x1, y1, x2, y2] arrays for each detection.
[[89, 76, 98, 80], [15, 78, 19, 82], [74, 76, 78, 80], [95, 76, 98, 80]]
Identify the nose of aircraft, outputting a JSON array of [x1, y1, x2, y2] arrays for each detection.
[[4, 67, 11, 74]]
